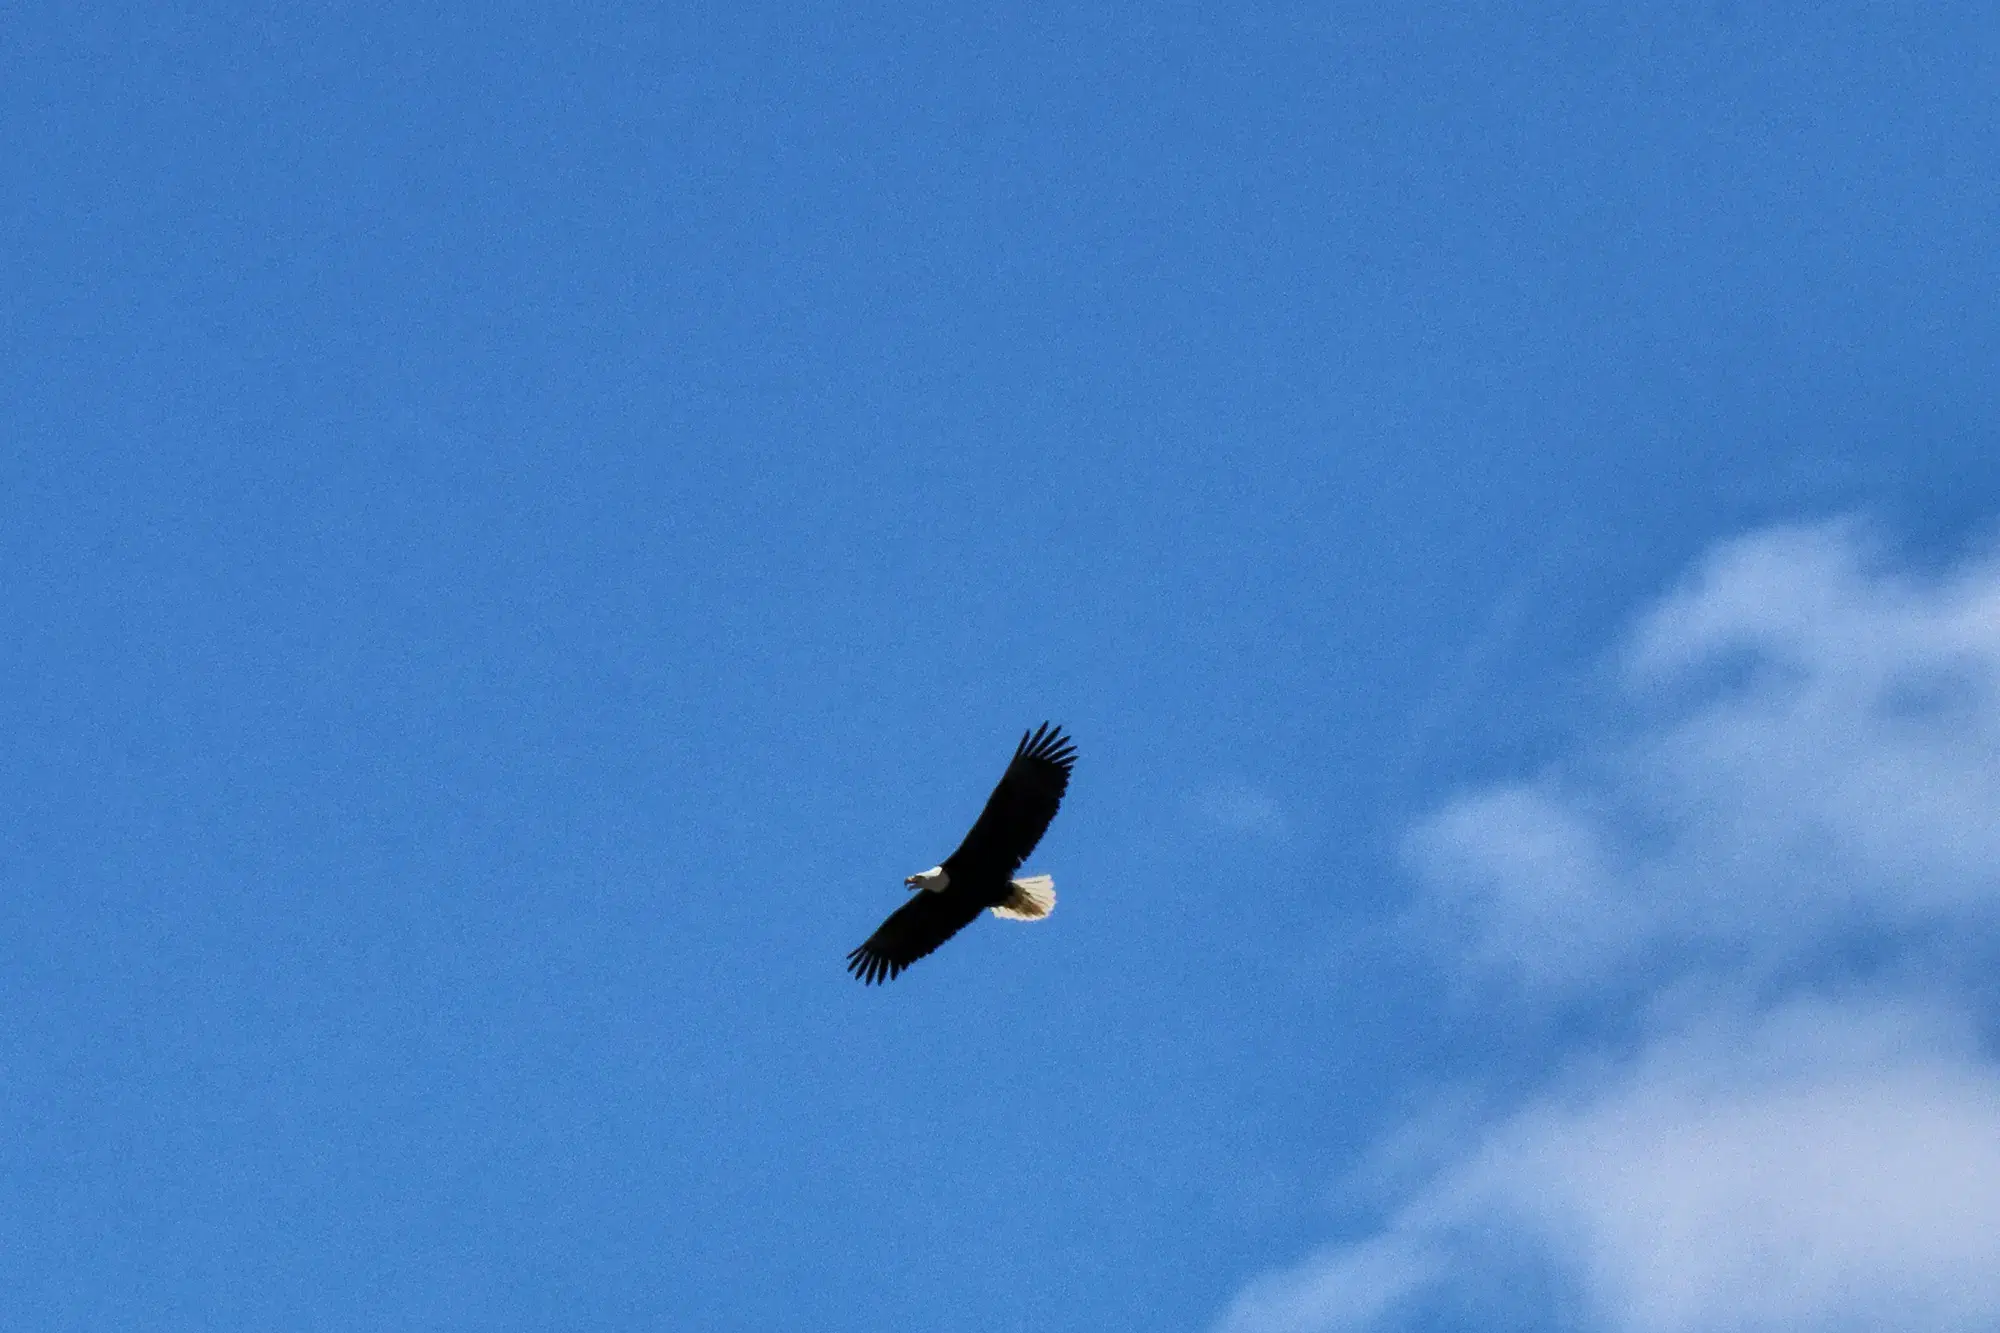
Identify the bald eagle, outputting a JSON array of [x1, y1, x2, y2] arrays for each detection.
[[846, 723, 1077, 984]]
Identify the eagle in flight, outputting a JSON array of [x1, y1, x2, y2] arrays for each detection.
[[846, 723, 1077, 984]]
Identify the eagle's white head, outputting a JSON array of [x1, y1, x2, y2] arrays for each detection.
[[904, 865, 949, 892]]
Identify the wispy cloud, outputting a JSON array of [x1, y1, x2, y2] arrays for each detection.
[[1214, 1234, 1438, 1333], [1220, 520, 2000, 1333], [1192, 781, 1292, 840]]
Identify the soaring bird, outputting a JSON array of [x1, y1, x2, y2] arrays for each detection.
[[846, 723, 1076, 984]]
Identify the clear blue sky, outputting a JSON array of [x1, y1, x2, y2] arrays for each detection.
[[6, 6, 1998, 1332]]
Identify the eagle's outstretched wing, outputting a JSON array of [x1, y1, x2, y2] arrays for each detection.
[[846, 889, 988, 985], [945, 722, 1077, 876]]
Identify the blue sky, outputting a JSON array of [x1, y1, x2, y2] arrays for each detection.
[[5, 5, 1999, 1331]]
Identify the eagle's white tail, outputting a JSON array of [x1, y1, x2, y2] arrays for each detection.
[[991, 874, 1056, 921]]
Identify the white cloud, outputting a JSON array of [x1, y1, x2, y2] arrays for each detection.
[[1449, 998, 2000, 1333], [1406, 783, 1647, 989], [1220, 520, 2000, 1333], [1407, 520, 2000, 990], [1232, 998, 2000, 1333]]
